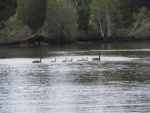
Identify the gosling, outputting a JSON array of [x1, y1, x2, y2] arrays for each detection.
[[82, 57, 88, 61], [68, 58, 73, 62], [62, 59, 67, 62], [77, 59, 82, 61], [51, 58, 56, 62], [32, 58, 42, 63]]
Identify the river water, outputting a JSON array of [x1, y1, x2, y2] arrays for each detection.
[[0, 42, 150, 113]]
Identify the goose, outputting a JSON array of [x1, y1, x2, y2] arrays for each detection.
[[82, 57, 88, 61], [51, 58, 56, 62], [92, 53, 101, 62], [77, 59, 82, 61], [62, 59, 67, 62], [32, 58, 42, 63], [68, 58, 73, 62], [92, 58, 100, 61]]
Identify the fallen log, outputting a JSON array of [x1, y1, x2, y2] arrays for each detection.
[[0, 34, 49, 47]]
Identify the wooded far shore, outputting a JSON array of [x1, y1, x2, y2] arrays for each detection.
[[0, 0, 150, 46]]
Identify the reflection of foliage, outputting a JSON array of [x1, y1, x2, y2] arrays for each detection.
[[0, 47, 49, 58]]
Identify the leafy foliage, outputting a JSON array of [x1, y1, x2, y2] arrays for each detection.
[[17, 0, 47, 33], [129, 7, 150, 37], [0, 14, 31, 43], [0, 0, 17, 21], [1, 0, 150, 44], [42, 0, 78, 43], [77, 0, 92, 34], [91, 0, 121, 39]]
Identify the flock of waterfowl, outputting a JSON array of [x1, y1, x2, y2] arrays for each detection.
[[32, 54, 101, 63]]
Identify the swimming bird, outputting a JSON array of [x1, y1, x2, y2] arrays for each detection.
[[51, 58, 56, 62], [62, 59, 67, 62], [92, 53, 101, 62], [77, 59, 82, 61], [82, 57, 88, 61], [68, 58, 73, 62], [32, 58, 42, 63]]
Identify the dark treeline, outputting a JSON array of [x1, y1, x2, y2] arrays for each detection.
[[0, 0, 150, 45]]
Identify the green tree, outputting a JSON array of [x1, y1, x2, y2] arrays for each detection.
[[77, 0, 92, 34], [128, 7, 150, 36], [0, 0, 17, 29], [17, 0, 47, 33], [91, 0, 120, 39], [0, 14, 31, 43], [0, 0, 17, 21], [119, 0, 150, 27], [43, 0, 78, 43]]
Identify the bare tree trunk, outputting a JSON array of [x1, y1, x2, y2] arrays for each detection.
[[128, 19, 140, 36], [106, 9, 111, 39], [98, 12, 105, 39], [129, 20, 150, 36]]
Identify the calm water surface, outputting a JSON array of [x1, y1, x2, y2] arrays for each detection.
[[0, 42, 150, 113]]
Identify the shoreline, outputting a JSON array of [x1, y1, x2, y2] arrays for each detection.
[[0, 36, 150, 47]]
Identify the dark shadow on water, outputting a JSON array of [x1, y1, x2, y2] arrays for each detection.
[[102, 61, 150, 82]]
